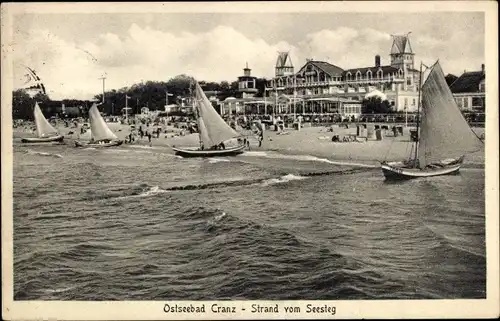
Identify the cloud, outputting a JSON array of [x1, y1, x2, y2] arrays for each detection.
[[11, 24, 483, 100]]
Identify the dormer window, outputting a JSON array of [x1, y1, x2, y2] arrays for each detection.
[[367, 70, 372, 79], [346, 72, 352, 81], [377, 70, 383, 79], [355, 71, 361, 80]]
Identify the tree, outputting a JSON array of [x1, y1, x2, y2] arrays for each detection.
[[12, 89, 50, 120], [362, 96, 392, 114]]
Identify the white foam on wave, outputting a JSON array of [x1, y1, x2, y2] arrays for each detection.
[[128, 145, 163, 150], [138, 185, 169, 197], [103, 149, 130, 153], [25, 149, 63, 158], [214, 212, 227, 221], [242, 151, 269, 157], [116, 185, 169, 200], [208, 158, 231, 164], [261, 174, 307, 186], [242, 150, 377, 168], [84, 147, 96, 150]]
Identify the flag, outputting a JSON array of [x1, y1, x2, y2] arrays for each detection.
[[22, 65, 46, 97]]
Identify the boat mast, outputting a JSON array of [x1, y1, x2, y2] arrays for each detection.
[[191, 81, 203, 149], [413, 61, 423, 167]]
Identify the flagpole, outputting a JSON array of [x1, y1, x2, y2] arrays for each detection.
[[405, 105, 408, 128], [125, 94, 129, 124], [264, 88, 267, 115], [293, 74, 297, 122]]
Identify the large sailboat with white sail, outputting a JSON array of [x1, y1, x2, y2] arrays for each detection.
[[74, 103, 123, 148], [21, 102, 64, 143], [380, 60, 483, 180], [172, 82, 246, 157]]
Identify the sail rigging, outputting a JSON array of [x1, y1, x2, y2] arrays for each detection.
[[194, 82, 240, 148], [33, 102, 58, 138], [417, 61, 483, 168], [88, 103, 118, 141]]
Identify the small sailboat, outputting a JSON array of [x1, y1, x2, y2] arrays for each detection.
[[21, 102, 64, 143], [74, 103, 123, 148], [172, 82, 246, 157], [381, 60, 483, 180]]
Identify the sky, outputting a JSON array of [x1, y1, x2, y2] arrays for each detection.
[[8, 9, 485, 100]]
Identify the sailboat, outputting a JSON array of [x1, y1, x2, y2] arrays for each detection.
[[21, 102, 64, 143], [380, 60, 483, 180], [172, 82, 246, 157], [74, 103, 123, 147]]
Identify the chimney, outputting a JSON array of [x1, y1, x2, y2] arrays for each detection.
[[375, 55, 381, 67], [481, 64, 485, 74]]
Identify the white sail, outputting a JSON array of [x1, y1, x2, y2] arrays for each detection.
[[88, 103, 118, 141], [418, 61, 483, 168], [194, 82, 240, 147], [197, 117, 214, 148], [33, 102, 58, 138]]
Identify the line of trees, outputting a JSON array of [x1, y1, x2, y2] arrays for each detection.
[[12, 74, 268, 119]]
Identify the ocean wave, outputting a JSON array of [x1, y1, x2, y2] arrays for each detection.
[[208, 158, 231, 164], [138, 185, 169, 197], [128, 145, 164, 150], [102, 149, 130, 153], [261, 174, 307, 186], [114, 185, 169, 200], [25, 149, 63, 158], [241, 151, 377, 168]]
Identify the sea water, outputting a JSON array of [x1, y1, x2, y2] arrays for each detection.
[[12, 142, 485, 300]]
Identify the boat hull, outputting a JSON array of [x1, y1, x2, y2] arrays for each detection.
[[381, 156, 464, 180], [172, 145, 246, 157], [21, 135, 64, 143], [74, 140, 123, 148]]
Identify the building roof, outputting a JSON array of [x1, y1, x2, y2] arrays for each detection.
[[276, 52, 293, 68], [444, 74, 459, 87], [307, 61, 344, 77], [342, 65, 400, 76], [449, 71, 485, 93], [390, 35, 413, 55]]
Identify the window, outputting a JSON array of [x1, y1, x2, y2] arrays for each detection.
[[356, 71, 361, 80], [377, 70, 383, 79], [404, 98, 408, 108], [407, 78, 412, 85], [456, 98, 463, 108], [463, 97, 469, 108], [479, 81, 485, 92], [412, 98, 416, 106]]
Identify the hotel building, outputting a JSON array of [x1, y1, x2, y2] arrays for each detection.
[[259, 34, 421, 118]]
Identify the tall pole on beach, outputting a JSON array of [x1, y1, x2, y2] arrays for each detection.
[[405, 106, 408, 128], [165, 90, 173, 118], [264, 87, 267, 115], [293, 74, 297, 121], [274, 79, 278, 116], [99, 74, 106, 104], [125, 95, 131, 124]]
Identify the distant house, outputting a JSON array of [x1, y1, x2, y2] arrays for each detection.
[[450, 64, 485, 111]]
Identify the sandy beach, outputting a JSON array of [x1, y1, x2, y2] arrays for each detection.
[[14, 121, 485, 167]]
